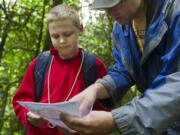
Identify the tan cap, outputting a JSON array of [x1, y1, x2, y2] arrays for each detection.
[[91, 0, 121, 9]]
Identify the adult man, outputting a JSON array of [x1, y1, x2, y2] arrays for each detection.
[[60, 0, 180, 135]]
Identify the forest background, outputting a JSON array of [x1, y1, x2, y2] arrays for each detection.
[[0, 0, 139, 134]]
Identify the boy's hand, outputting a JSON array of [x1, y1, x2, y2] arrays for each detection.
[[27, 111, 46, 127]]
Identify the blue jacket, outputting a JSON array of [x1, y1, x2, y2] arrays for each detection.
[[97, 0, 180, 134]]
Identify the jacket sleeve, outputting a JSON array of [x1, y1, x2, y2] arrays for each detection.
[[111, 14, 180, 135], [112, 72, 180, 135], [96, 43, 135, 103], [12, 58, 37, 129]]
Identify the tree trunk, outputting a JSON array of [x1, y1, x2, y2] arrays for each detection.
[[0, 31, 8, 62], [35, 0, 47, 55]]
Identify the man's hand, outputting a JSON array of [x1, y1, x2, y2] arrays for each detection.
[[69, 84, 97, 116], [60, 111, 118, 135], [69, 83, 109, 116], [27, 111, 46, 127]]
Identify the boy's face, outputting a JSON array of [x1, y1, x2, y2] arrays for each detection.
[[49, 19, 82, 59]]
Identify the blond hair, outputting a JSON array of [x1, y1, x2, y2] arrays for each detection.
[[47, 4, 80, 28]]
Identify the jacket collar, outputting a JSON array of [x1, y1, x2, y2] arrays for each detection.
[[141, 0, 175, 64]]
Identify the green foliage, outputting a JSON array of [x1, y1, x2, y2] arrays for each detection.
[[80, 12, 114, 67]]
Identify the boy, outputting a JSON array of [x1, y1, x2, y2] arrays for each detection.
[[13, 4, 107, 135]]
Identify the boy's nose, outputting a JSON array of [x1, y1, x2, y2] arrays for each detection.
[[59, 36, 65, 43]]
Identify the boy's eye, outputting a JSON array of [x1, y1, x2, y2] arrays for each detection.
[[51, 34, 59, 39], [63, 31, 73, 37]]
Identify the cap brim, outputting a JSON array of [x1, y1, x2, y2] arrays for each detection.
[[91, 0, 120, 10]]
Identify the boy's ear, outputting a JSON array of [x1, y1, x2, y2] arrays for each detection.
[[79, 24, 84, 35]]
